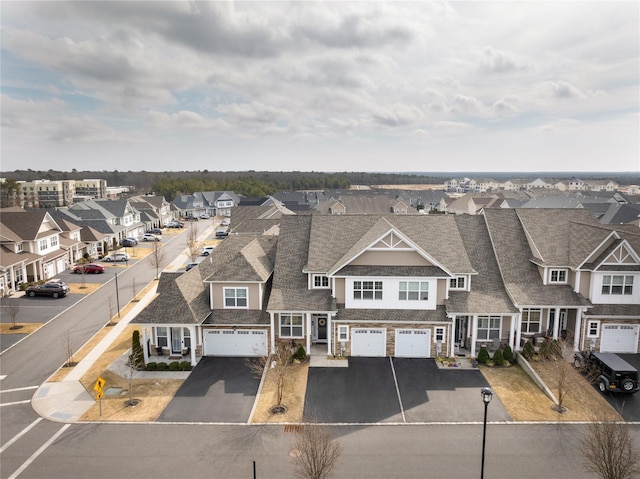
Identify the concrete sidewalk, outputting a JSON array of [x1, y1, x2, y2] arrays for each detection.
[[31, 224, 215, 423]]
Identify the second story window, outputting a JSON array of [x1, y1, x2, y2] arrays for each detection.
[[449, 277, 466, 290], [50, 236, 58, 247], [354, 281, 382, 300], [550, 269, 567, 283], [602, 275, 634, 295], [312, 275, 329, 289], [16, 243, 23, 252], [399, 281, 429, 301], [39, 239, 48, 251], [224, 288, 248, 308]]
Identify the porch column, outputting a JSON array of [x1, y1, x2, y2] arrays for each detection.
[[189, 325, 197, 364], [509, 315, 516, 350], [573, 309, 583, 352], [515, 313, 522, 351], [141, 327, 150, 364], [269, 312, 276, 355], [552, 307, 561, 340], [449, 317, 456, 357], [327, 313, 333, 356], [305, 313, 311, 354], [470, 315, 478, 358]]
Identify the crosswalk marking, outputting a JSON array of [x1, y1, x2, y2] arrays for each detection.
[[1, 400, 31, 407], [0, 418, 42, 454], [7, 424, 70, 479], [0, 386, 39, 394]]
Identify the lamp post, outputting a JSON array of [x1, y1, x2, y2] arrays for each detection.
[[480, 387, 493, 479]]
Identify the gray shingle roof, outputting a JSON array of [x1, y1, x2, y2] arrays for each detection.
[[585, 304, 640, 317], [203, 234, 278, 283], [335, 304, 449, 322]]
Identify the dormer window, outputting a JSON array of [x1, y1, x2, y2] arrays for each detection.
[[312, 275, 329, 289], [449, 277, 466, 290], [16, 243, 23, 253], [549, 269, 567, 284]]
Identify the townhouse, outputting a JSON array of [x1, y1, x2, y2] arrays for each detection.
[[132, 208, 639, 366]]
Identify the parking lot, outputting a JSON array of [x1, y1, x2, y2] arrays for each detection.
[[304, 357, 511, 423]]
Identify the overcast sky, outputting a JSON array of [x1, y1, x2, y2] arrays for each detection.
[[1, 1, 638, 173]]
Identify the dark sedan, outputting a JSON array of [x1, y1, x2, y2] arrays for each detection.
[[25, 281, 70, 298], [72, 263, 106, 274]]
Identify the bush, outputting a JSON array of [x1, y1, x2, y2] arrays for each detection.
[[550, 339, 563, 359], [169, 361, 180, 371], [179, 361, 192, 371], [146, 362, 158, 371], [502, 345, 513, 363], [293, 345, 306, 362], [522, 340, 535, 359], [156, 362, 168, 371], [477, 347, 490, 364], [492, 348, 504, 365]]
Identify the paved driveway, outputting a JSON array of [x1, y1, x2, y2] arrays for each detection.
[[304, 357, 511, 423], [598, 354, 640, 422], [158, 357, 260, 423]]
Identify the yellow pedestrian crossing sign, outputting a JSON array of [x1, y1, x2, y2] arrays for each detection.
[[96, 390, 104, 400], [94, 377, 105, 392]]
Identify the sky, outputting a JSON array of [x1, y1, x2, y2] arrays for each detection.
[[1, 1, 638, 173]]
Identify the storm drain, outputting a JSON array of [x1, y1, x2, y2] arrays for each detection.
[[283, 425, 305, 434]]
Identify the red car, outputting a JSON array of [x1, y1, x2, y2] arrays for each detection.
[[73, 263, 106, 274]]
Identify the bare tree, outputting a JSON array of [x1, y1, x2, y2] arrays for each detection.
[[7, 302, 20, 330], [62, 329, 75, 367], [553, 339, 574, 413], [147, 241, 166, 280], [580, 414, 640, 479], [119, 344, 144, 408], [186, 224, 200, 261], [292, 422, 342, 479], [107, 296, 115, 326], [246, 341, 293, 412]]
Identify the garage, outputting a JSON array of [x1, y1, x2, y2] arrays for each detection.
[[204, 329, 267, 356], [600, 324, 639, 353], [351, 328, 386, 357], [395, 329, 431, 358]]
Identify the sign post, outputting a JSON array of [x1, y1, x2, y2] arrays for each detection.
[[94, 377, 106, 416]]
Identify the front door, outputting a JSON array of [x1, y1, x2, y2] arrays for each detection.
[[312, 314, 328, 343], [170, 327, 182, 354]]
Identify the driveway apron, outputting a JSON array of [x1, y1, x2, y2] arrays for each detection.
[[158, 357, 259, 423], [598, 354, 640, 422]]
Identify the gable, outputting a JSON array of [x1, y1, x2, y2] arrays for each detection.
[[600, 242, 640, 266]]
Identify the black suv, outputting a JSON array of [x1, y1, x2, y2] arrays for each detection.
[[574, 351, 639, 394]]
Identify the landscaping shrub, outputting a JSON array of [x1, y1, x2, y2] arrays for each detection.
[[169, 361, 180, 371], [492, 348, 504, 366], [146, 362, 157, 371], [477, 346, 489, 364], [502, 345, 514, 363], [293, 345, 306, 362], [179, 361, 192, 371], [156, 362, 168, 370], [550, 339, 563, 359], [522, 340, 535, 359], [130, 330, 144, 369]]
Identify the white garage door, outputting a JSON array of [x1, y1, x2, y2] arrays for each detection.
[[395, 329, 431, 358], [204, 329, 267, 356], [600, 324, 639, 353], [351, 328, 386, 357]]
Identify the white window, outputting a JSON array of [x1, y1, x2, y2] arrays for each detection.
[[16, 243, 23, 252], [399, 281, 429, 301], [354, 281, 382, 300], [280, 313, 303, 338], [183, 328, 191, 349], [435, 327, 445, 342], [521, 309, 541, 334], [449, 277, 465, 290], [224, 288, 248, 308], [587, 321, 600, 338], [478, 316, 501, 340], [312, 275, 330, 289], [50, 236, 58, 247], [338, 325, 349, 342], [156, 327, 168, 347], [549, 269, 567, 283], [39, 239, 47, 251], [14, 268, 24, 284], [602, 275, 634, 295]]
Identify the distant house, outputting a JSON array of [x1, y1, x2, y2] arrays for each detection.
[[171, 191, 240, 219]]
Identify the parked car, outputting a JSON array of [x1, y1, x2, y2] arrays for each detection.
[[200, 246, 215, 256], [574, 351, 640, 394], [25, 281, 70, 298], [220, 220, 230, 226], [185, 262, 200, 271], [121, 239, 137, 247], [166, 221, 184, 228], [215, 230, 229, 238], [200, 214, 210, 219], [142, 233, 160, 242], [103, 252, 130, 262], [147, 228, 162, 235], [73, 263, 106, 274]]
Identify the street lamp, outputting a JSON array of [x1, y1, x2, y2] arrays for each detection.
[[480, 387, 493, 479]]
